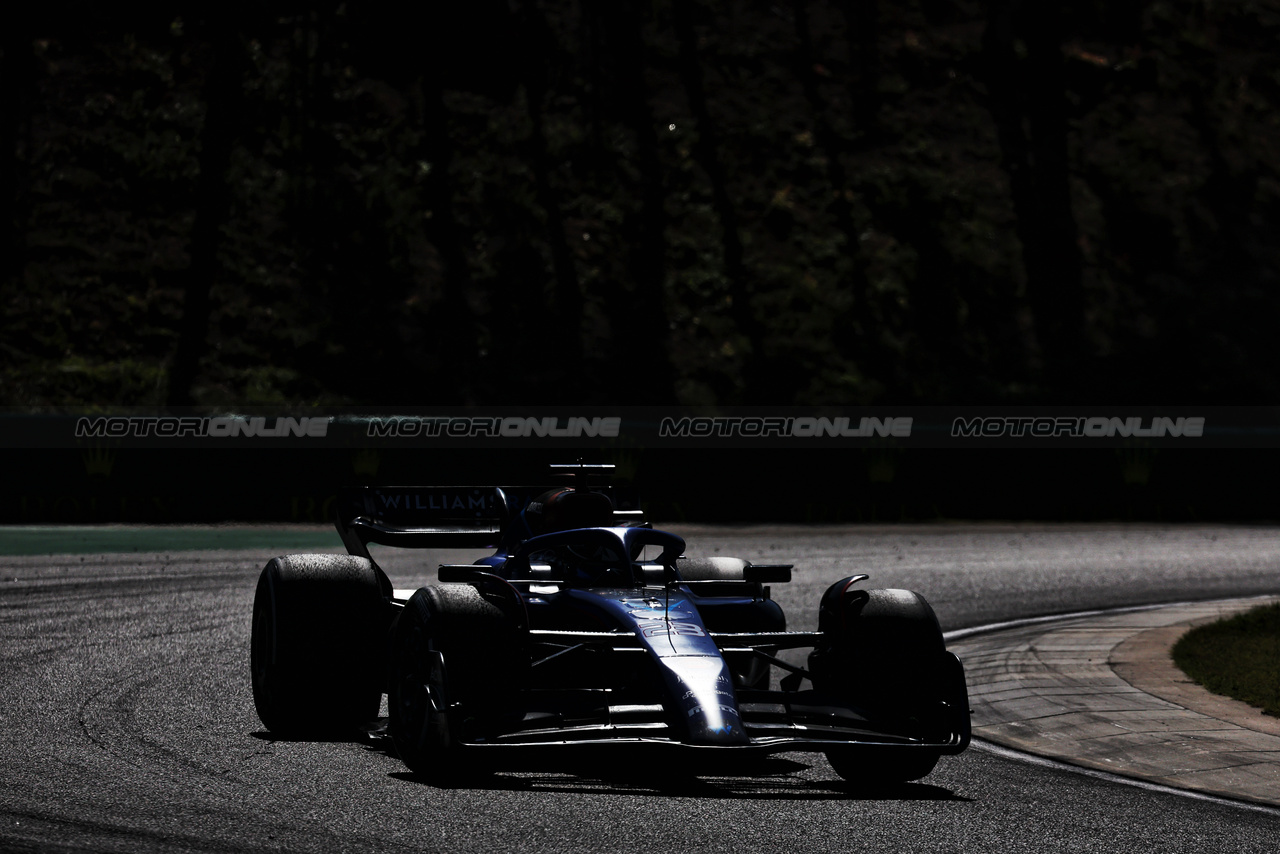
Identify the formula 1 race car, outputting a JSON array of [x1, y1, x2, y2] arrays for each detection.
[[250, 465, 970, 785]]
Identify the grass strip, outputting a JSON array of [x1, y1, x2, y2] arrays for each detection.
[[1172, 602, 1280, 717]]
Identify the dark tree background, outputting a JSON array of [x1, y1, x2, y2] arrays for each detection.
[[3, 0, 1279, 408]]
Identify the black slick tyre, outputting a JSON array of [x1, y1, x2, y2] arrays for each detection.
[[810, 584, 949, 784], [679, 557, 783, 690], [389, 584, 523, 783], [826, 746, 941, 785], [250, 554, 387, 736], [677, 556, 751, 582]]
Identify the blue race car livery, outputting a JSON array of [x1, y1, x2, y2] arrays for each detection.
[[250, 465, 970, 784]]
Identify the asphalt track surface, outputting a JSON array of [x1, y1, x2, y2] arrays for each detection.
[[2, 524, 1279, 853]]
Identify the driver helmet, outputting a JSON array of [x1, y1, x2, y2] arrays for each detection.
[[525, 488, 614, 535]]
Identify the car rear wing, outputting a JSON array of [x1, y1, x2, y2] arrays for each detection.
[[334, 483, 645, 557], [335, 486, 511, 556]]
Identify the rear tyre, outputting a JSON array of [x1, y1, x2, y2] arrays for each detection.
[[676, 556, 751, 582], [250, 554, 387, 735], [679, 557, 782, 690], [809, 584, 951, 784], [389, 584, 523, 783]]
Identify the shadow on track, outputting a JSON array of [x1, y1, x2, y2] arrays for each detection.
[[381, 749, 969, 802], [252, 722, 972, 803]]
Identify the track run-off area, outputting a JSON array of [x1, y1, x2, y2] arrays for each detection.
[[1, 523, 1278, 853]]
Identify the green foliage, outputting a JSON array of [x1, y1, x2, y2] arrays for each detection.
[[1173, 603, 1280, 717], [3, 1, 1279, 406]]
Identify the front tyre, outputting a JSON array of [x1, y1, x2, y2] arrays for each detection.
[[389, 584, 522, 783], [809, 584, 961, 784], [827, 746, 940, 785]]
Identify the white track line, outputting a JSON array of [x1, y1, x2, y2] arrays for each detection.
[[970, 738, 1280, 817], [945, 597, 1280, 817]]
